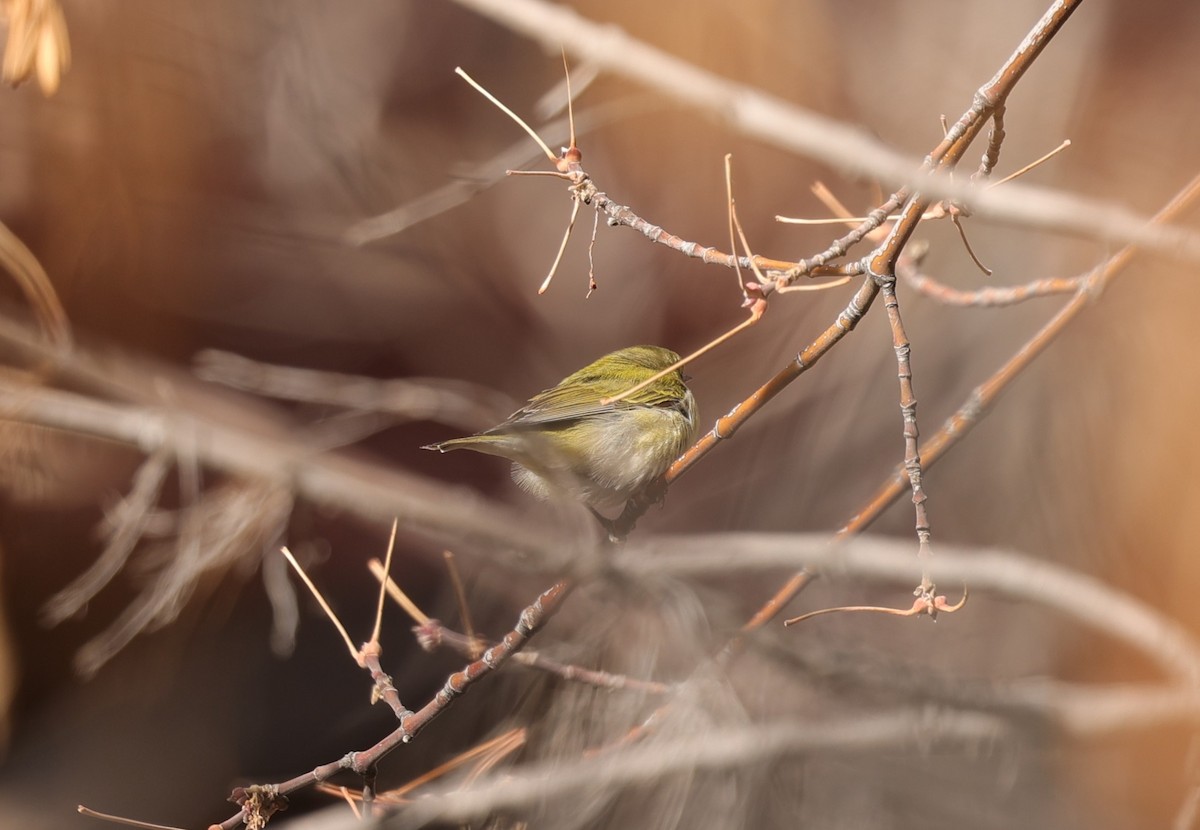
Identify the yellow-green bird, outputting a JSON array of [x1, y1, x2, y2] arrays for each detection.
[[422, 345, 697, 512]]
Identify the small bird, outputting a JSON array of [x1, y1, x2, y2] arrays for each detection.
[[422, 345, 697, 513]]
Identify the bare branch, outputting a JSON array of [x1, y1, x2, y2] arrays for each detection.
[[368, 558, 432, 627], [449, 0, 1200, 261], [281, 545, 359, 663], [387, 709, 1007, 828], [455, 66, 557, 162], [618, 534, 1200, 684], [0, 355, 565, 559], [194, 349, 512, 434], [0, 219, 71, 351], [41, 447, 171, 624]]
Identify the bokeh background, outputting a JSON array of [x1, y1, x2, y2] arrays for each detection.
[[2, 1, 1200, 827]]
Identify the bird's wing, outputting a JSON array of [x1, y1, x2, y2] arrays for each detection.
[[486, 377, 645, 432], [486, 369, 684, 433], [487, 397, 619, 432]]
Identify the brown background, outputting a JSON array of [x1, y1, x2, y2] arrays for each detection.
[[2, 1, 1200, 827]]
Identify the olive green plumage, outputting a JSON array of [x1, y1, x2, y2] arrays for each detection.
[[422, 345, 697, 510]]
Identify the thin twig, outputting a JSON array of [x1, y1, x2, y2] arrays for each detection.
[[783, 587, 968, 625], [381, 728, 527, 801], [600, 299, 765, 407], [369, 519, 400, 647], [280, 546, 360, 663], [75, 806, 187, 830], [367, 558, 431, 626], [951, 212, 994, 276], [989, 139, 1071, 188], [535, 60, 599, 119], [901, 264, 1081, 306], [618, 533, 1200, 684], [338, 786, 362, 820], [416, 620, 672, 695], [442, 550, 482, 658], [213, 579, 572, 830], [560, 47, 576, 152], [586, 208, 599, 295], [455, 66, 556, 162], [725, 154, 749, 301], [538, 196, 581, 294]]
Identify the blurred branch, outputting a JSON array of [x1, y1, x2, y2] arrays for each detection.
[[72, 481, 292, 676], [40, 446, 172, 626], [195, 348, 513, 433], [451, 0, 1200, 262], [618, 534, 1200, 685], [307, 676, 1200, 830], [388, 709, 1008, 828], [1000, 679, 1200, 736], [387, 680, 1200, 828], [0, 219, 70, 351], [0, 318, 569, 560], [1, 0, 70, 95], [345, 95, 661, 245]]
